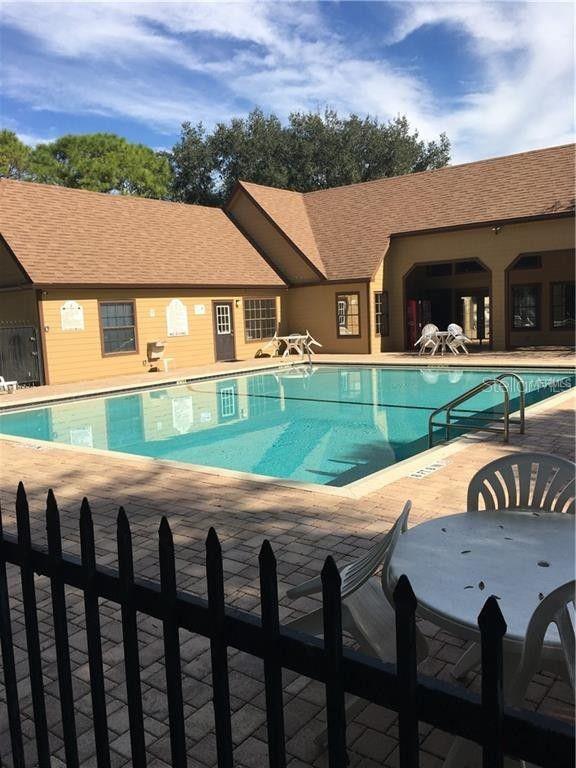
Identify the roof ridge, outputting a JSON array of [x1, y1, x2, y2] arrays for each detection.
[[0, 178, 222, 212], [302, 142, 576, 198]]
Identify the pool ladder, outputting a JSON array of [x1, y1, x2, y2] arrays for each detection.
[[428, 373, 526, 448]]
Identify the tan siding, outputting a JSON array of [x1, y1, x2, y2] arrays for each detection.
[[384, 217, 575, 351], [40, 288, 286, 384], [228, 192, 321, 284], [0, 288, 38, 325], [285, 282, 370, 354]]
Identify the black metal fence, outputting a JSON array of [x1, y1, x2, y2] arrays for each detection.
[[0, 484, 573, 768]]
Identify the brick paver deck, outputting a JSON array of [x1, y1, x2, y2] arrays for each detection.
[[0, 353, 574, 767]]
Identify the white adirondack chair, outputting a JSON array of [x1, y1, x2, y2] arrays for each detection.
[[0, 376, 17, 393], [452, 452, 576, 680], [285, 502, 428, 739], [446, 323, 471, 354], [415, 324, 440, 355]]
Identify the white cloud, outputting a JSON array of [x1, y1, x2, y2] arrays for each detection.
[[1, 0, 574, 161]]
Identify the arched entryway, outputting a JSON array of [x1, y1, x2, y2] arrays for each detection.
[[404, 258, 492, 349]]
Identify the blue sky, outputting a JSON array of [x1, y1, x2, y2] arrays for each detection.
[[0, 1, 574, 163]]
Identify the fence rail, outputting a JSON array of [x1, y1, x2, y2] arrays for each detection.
[[0, 484, 573, 768]]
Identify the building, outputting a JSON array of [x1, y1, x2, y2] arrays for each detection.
[[0, 144, 574, 384], [0, 183, 286, 384]]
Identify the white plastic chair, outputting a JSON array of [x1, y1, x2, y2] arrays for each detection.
[[285, 503, 429, 660], [453, 452, 575, 680], [285, 501, 428, 742], [415, 324, 440, 356], [467, 452, 575, 514], [0, 376, 17, 393], [509, 580, 575, 706], [303, 330, 322, 355], [446, 323, 471, 355]]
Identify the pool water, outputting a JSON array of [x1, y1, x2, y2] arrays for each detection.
[[0, 366, 573, 487]]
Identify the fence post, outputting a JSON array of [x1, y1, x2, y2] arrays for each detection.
[[159, 517, 187, 768], [79, 497, 111, 768], [478, 596, 507, 768], [46, 489, 79, 768], [206, 527, 233, 768], [321, 556, 347, 768], [16, 481, 50, 768], [0, 500, 24, 768], [394, 574, 420, 768], [259, 540, 287, 768], [117, 506, 147, 767]]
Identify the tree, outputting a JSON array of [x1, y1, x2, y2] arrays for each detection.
[[170, 123, 218, 204], [0, 130, 31, 180], [29, 133, 171, 198], [170, 107, 450, 205]]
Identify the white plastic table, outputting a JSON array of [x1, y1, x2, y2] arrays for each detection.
[[431, 331, 455, 356], [278, 334, 308, 357], [390, 510, 575, 648]]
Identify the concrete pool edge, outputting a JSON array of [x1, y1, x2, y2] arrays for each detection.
[[0, 378, 573, 500]]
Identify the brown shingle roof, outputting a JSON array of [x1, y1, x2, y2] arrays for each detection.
[[238, 144, 576, 281], [0, 180, 285, 287], [237, 181, 325, 276]]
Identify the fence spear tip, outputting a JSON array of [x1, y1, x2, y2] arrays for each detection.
[[478, 594, 507, 636], [258, 538, 275, 563]]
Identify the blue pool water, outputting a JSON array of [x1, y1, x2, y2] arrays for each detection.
[[0, 366, 573, 487]]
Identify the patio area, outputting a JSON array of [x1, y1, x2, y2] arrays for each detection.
[[0, 353, 574, 767]]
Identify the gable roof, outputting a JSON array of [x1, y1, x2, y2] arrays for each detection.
[[0, 180, 285, 287], [236, 144, 575, 281], [237, 181, 325, 276]]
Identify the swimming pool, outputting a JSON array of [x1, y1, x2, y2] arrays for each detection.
[[0, 365, 573, 487]]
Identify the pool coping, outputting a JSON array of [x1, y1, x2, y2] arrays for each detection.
[[0, 363, 573, 499]]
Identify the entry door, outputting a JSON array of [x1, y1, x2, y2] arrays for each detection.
[[213, 302, 236, 361]]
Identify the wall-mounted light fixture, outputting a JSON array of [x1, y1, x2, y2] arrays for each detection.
[[235, 298, 241, 308], [492, 225, 502, 235]]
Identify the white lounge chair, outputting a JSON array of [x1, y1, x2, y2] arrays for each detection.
[[260, 332, 282, 357], [0, 376, 17, 393], [452, 452, 576, 680], [285, 502, 428, 739], [446, 323, 471, 354], [415, 324, 440, 355]]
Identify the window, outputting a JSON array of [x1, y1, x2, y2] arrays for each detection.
[[511, 286, 540, 330], [244, 298, 277, 341], [512, 254, 542, 270], [99, 302, 137, 355], [426, 263, 452, 278], [551, 282, 575, 330], [374, 291, 389, 336], [454, 260, 486, 274], [216, 304, 232, 335], [218, 384, 237, 419], [336, 293, 360, 337]]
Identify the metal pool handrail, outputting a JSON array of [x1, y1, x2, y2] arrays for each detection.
[[495, 372, 526, 434], [428, 378, 512, 447]]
